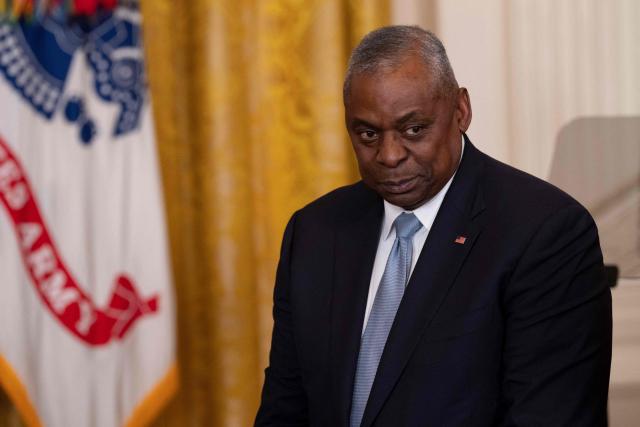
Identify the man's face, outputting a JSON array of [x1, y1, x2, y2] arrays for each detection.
[[345, 56, 471, 210]]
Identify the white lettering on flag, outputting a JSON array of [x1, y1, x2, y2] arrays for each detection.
[[18, 222, 42, 251]]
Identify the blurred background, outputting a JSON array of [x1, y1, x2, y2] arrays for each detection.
[[0, 0, 638, 426]]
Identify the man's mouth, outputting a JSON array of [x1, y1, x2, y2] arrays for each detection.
[[380, 176, 418, 194]]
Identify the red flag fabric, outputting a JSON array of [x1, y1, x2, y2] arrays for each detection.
[[100, 0, 117, 8], [73, 0, 98, 15]]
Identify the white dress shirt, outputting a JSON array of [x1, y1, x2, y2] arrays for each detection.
[[362, 136, 465, 333]]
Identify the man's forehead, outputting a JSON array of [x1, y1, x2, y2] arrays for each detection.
[[346, 58, 440, 102], [347, 69, 441, 108]]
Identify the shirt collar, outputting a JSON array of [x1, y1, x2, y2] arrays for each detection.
[[380, 135, 465, 241]]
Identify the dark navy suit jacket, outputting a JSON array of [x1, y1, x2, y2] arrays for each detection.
[[255, 138, 612, 427]]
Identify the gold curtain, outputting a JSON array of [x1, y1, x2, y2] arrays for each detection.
[[140, 1, 389, 427]]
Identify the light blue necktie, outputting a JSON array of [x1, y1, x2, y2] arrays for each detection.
[[350, 212, 423, 427]]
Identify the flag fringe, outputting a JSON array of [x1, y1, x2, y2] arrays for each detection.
[[0, 354, 178, 427], [124, 362, 179, 427], [0, 354, 43, 427]]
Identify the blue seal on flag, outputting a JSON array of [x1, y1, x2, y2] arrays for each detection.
[[0, 8, 146, 141]]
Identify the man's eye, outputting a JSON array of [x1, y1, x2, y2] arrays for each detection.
[[359, 130, 378, 141], [405, 125, 423, 136]]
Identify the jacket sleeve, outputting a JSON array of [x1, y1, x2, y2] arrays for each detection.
[[499, 204, 612, 426], [255, 212, 309, 426]]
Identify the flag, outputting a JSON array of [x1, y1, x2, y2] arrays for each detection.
[[454, 236, 467, 245], [0, 5, 177, 427]]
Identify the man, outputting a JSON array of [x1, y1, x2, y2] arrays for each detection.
[[255, 26, 611, 427]]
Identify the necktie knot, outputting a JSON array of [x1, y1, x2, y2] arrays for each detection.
[[394, 212, 422, 240]]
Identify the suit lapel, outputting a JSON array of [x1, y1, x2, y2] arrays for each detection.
[[329, 184, 383, 427], [361, 138, 487, 427]]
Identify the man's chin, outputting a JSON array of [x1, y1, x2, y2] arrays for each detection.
[[381, 191, 428, 210]]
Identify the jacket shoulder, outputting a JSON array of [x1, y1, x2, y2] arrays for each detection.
[[480, 152, 587, 218], [294, 181, 378, 226]]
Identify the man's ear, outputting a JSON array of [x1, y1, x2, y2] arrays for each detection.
[[456, 88, 472, 132]]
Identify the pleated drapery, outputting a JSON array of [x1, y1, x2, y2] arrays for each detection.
[[140, 1, 389, 426]]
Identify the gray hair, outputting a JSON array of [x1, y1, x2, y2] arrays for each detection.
[[343, 25, 458, 103]]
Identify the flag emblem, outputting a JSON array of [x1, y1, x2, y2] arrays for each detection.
[[454, 235, 467, 244]]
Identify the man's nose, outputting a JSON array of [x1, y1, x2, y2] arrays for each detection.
[[376, 132, 408, 168]]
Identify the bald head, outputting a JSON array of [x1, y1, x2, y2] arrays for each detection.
[[343, 26, 458, 104]]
